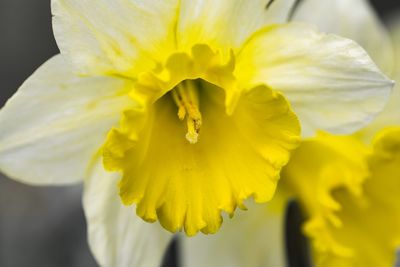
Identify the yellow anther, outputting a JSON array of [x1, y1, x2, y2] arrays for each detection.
[[186, 117, 199, 144], [177, 106, 186, 121], [171, 80, 202, 144], [171, 90, 186, 120]]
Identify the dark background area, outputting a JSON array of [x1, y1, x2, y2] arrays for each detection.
[[0, 1, 399, 266]]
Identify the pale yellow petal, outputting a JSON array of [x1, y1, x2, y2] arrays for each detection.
[[0, 55, 133, 185], [177, 0, 297, 50], [293, 0, 394, 74], [83, 159, 172, 267], [359, 16, 400, 140], [182, 202, 286, 267], [103, 80, 300, 236], [52, 0, 179, 76], [236, 23, 394, 136]]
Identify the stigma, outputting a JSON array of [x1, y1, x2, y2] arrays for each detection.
[[171, 80, 202, 144]]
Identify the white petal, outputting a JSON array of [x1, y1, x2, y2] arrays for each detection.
[[177, 0, 297, 50], [83, 160, 172, 267], [0, 55, 133, 185], [51, 0, 179, 76], [359, 16, 400, 140], [182, 202, 286, 267], [236, 23, 394, 136], [52, 0, 299, 75], [375, 15, 400, 125], [293, 0, 394, 75]]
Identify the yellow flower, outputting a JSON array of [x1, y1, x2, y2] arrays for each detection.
[[281, 128, 400, 267], [0, 0, 394, 266]]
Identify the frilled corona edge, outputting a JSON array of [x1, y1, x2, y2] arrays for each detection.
[[282, 128, 400, 267]]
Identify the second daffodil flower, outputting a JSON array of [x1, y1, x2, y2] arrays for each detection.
[[0, 0, 394, 266]]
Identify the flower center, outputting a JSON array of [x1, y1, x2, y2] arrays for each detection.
[[171, 80, 202, 144]]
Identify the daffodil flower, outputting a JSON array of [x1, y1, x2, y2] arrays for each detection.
[[0, 0, 394, 266], [280, 127, 400, 267], [183, 2, 400, 267]]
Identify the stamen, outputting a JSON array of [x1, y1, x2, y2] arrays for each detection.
[[171, 80, 202, 144], [172, 90, 187, 120], [186, 118, 199, 144]]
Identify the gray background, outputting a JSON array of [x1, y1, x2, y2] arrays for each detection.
[[0, 0, 398, 267]]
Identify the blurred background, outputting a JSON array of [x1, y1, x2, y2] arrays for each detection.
[[0, 0, 399, 266]]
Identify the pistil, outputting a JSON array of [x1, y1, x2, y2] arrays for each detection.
[[171, 80, 202, 144]]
